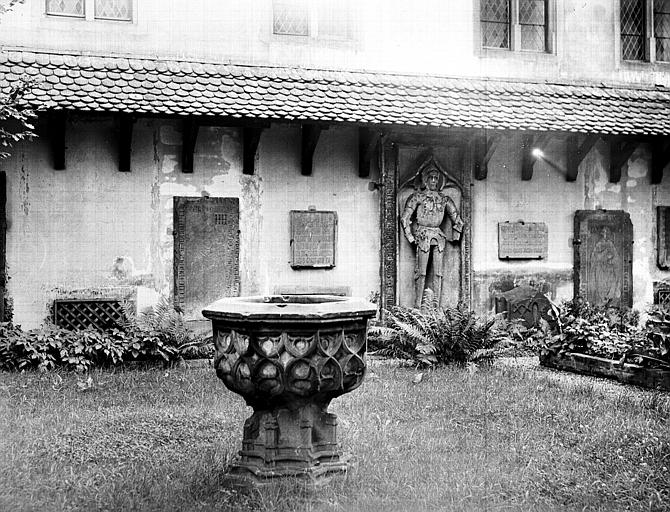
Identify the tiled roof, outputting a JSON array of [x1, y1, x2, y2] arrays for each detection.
[[2, 49, 670, 135]]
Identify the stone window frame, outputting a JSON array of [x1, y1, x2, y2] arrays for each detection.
[[271, 0, 354, 42], [45, 0, 133, 22], [475, 0, 557, 55], [618, 0, 670, 63]]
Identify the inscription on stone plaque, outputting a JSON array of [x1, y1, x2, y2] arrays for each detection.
[[498, 222, 548, 259], [290, 210, 337, 268]]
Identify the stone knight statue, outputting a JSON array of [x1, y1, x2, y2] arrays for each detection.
[[401, 165, 464, 308]]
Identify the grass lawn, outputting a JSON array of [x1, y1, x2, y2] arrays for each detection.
[[1, 362, 669, 512]]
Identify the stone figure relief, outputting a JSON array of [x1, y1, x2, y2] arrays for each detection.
[[400, 159, 464, 308], [589, 226, 621, 305]]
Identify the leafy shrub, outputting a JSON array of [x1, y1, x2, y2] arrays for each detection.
[[493, 317, 553, 357], [0, 296, 213, 371], [542, 300, 670, 368], [369, 301, 503, 367]]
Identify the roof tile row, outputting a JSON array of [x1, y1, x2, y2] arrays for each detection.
[[2, 50, 670, 135]]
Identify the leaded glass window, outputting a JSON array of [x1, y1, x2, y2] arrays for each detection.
[[519, 0, 547, 51], [481, 0, 510, 49], [94, 0, 131, 21], [45, 0, 85, 17], [655, 0, 670, 61], [621, 0, 646, 60], [273, 0, 309, 36]]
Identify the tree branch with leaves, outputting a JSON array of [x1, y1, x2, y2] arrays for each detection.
[[0, 0, 36, 160]]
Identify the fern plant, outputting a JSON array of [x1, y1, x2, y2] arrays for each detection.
[[369, 298, 503, 367], [122, 296, 210, 359]]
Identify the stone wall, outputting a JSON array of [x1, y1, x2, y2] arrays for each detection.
[[471, 134, 670, 314], [2, 116, 381, 328]]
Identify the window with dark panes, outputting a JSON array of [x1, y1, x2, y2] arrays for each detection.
[[519, 0, 547, 51], [621, 0, 646, 60], [94, 0, 132, 21], [481, 0, 511, 49], [273, 0, 309, 36], [655, 0, 670, 61], [45, 0, 85, 17]]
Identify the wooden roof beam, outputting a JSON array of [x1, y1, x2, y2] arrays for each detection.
[[301, 124, 325, 176], [472, 132, 500, 180], [358, 127, 381, 178], [609, 138, 638, 183], [118, 114, 134, 173], [651, 138, 670, 184], [49, 110, 66, 170], [521, 134, 536, 181], [181, 117, 199, 173], [566, 134, 599, 182], [243, 126, 265, 175]]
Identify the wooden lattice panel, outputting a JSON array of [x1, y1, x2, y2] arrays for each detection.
[[53, 299, 126, 331]]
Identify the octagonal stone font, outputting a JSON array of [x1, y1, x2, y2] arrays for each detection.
[[202, 295, 377, 486]]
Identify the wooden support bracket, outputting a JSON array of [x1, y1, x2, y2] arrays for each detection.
[[609, 138, 638, 183], [48, 110, 67, 170], [118, 115, 134, 173], [566, 134, 599, 182], [181, 118, 199, 173], [472, 132, 499, 180], [521, 134, 536, 181], [301, 124, 324, 176], [358, 128, 380, 178], [651, 138, 670, 184], [243, 126, 265, 175]]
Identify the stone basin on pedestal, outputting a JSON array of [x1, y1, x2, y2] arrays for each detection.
[[202, 294, 377, 487]]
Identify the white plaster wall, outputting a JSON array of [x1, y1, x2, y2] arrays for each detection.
[[258, 125, 381, 299], [1, 0, 669, 87], [472, 135, 670, 312], [2, 118, 380, 327]]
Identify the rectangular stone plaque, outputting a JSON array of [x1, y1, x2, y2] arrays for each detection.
[[290, 210, 337, 268], [498, 221, 548, 259]]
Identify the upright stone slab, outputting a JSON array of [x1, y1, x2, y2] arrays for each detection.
[[573, 210, 633, 308]]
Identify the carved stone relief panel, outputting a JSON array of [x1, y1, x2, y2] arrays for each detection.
[[396, 147, 471, 308], [573, 210, 633, 309]]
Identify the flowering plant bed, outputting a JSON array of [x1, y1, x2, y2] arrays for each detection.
[[539, 351, 670, 391]]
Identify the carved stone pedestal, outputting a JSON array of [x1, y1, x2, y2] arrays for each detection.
[[202, 295, 376, 489], [227, 402, 348, 486]]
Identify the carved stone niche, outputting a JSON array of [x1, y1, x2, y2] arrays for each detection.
[[397, 148, 470, 308]]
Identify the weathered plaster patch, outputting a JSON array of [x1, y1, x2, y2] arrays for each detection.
[[606, 183, 621, 193], [205, 174, 229, 196], [239, 174, 262, 295], [159, 125, 181, 146], [627, 159, 648, 178], [161, 154, 178, 174], [159, 182, 198, 196], [19, 154, 30, 215], [626, 179, 638, 188]]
